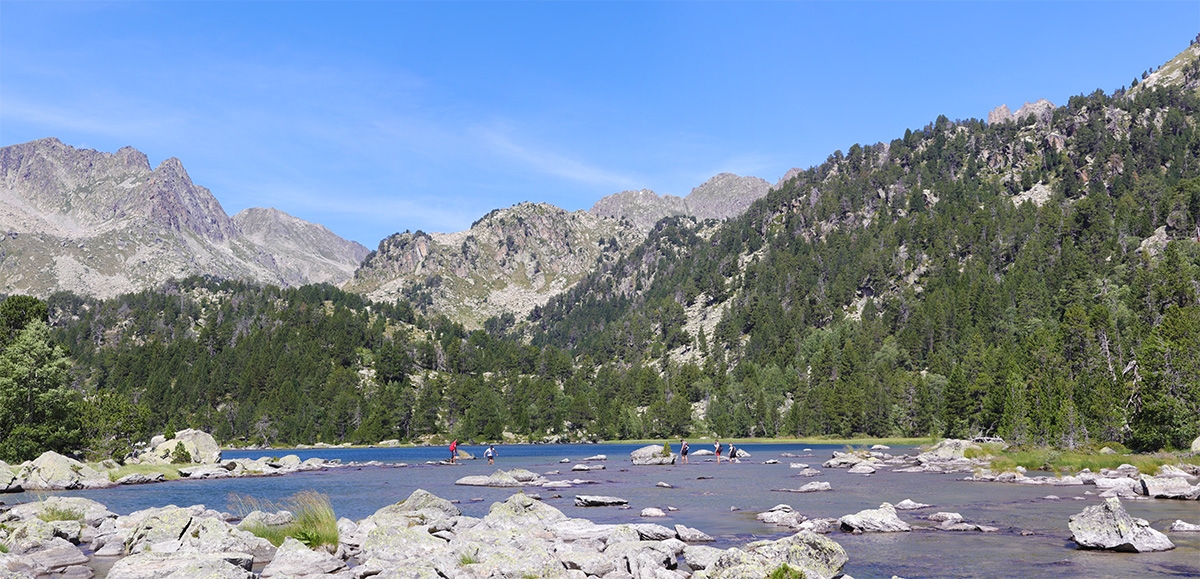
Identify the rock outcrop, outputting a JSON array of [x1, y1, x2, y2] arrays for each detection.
[[16, 451, 113, 490], [1068, 497, 1175, 552], [590, 173, 773, 233], [135, 429, 222, 465]]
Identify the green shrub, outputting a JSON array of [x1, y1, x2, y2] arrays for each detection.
[[459, 553, 479, 566], [661, 442, 671, 457], [0, 542, 7, 553], [231, 490, 338, 549], [171, 444, 194, 465], [767, 564, 807, 579]]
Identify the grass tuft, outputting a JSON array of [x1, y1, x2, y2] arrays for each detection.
[[767, 564, 807, 579], [459, 553, 479, 566], [37, 505, 83, 522], [105, 463, 183, 482], [230, 490, 339, 549]]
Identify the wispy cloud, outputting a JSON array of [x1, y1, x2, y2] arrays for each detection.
[[472, 125, 641, 191]]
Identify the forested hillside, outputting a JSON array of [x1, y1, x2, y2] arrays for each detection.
[[529, 81, 1200, 451]]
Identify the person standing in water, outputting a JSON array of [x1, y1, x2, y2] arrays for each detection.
[[714, 439, 722, 464], [680, 439, 689, 464], [449, 439, 458, 464], [485, 445, 496, 465]]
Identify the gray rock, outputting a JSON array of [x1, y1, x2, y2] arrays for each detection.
[[0, 461, 21, 492], [927, 512, 962, 524], [366, 489, 461, 528], [757, 505, 806, 529], [15, 451, 114, 490], [260, 537, 346, 577], [106, 552, 254, 579], [575, 495, 629, 507], [988, 104, 1014, 125], [116, 472, 166, 485], [915, 439, 979, 462], [847, 463, 876, 475], [707, 531, 848, 579], [584, 454, 608, 462], [894, 499, 931, 510], [631, 445, 676, 466], [23, 538, 89, 572], [1139, 475, 1200, 499], [480, 492, 568, 531], [682, 545, 726, 570], [838, 503, 911, 533], [1170, 520, 1200, 532], [641, 508, 667, 518], [1069, 497, 1175, 552], [778, 481, 831, 493], [633, 524, 675, 541], [822, 452, 864, 468], [674, 524, 713, 543], [1192, 436, 1200, 453]]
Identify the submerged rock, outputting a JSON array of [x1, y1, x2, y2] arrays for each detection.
[[894, 499, 931, 510], [1068, 497, 1175, 552], [574, 495, 628, 507]]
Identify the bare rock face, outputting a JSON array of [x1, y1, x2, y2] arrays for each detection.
[[590, 173, 772, 233], [349, 202, 642, 327], [1069, 497, 1175, 552], [838, 502, 911, 533], [233, 207, 369, 286], [0, 138, 367, 298], [1014, 99, 1056, 125], [988, 104, 1015, 125]]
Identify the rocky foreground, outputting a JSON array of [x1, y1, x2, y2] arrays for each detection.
[[0, 490, 851, 579]]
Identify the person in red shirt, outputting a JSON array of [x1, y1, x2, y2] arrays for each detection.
[[449, 439, 458, 464]]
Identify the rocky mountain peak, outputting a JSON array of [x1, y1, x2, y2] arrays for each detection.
[[0, 139, 369, 298], [590, 172, 773, 232], [350, 201, 641, 327], [988, 104, 1014, 125]]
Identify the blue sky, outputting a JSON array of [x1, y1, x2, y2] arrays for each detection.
[[2, 2, 1197, 247]]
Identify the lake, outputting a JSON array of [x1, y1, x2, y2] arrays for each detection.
[[7, 442, 1198, 578]]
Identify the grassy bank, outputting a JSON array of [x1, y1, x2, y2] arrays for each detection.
[[103, 463, 185, 482], [976, 443, 1200, 476], [603, 436, 936, 447]]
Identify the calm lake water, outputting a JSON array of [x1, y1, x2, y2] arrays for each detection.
[[7, 443, 1199, 578]]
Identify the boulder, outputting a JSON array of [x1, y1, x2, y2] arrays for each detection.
[[481, 492, 568, 531], [1170, 520, 1200, 532], [0, 461, 21, 492], [1099, 446, 1119, 455], [16, 452, 113, 490], [674, 524, 714, 542], [116, 473, 165, 485], [141, 429, 222, 465], [894, 499, 931, 510], [1192, 436, 1200, 453], [706, 531, 847, 579], [916, 439, 979, 462], [838, 503, 911, 533], [641, 508, 666, 518], [1068, 497, 1175, 552], [367, 489, 461, 528], [682, 544, 726, 570], [105, 552, 253, 579], [1139, 475, 1200, 499], [575, 495, 628, 507], [847, 463, 876, 475], [757, 505, 806, 529], [584, 454, 607, 461], [7, 496, 115, 527], [260, 537, 346, 577], [631, 445, 676, 466], [822, 452, 864, 468]]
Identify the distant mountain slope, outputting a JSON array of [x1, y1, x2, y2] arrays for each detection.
[[347, 202, 642, 327], [0, 138, 366, 297], [590, 172, 772, 231], [233, 207, 370, 285]]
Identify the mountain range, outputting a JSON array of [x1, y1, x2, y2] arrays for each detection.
[[0, 138, 789, 325]]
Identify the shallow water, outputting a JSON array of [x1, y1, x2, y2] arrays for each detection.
[[7, 443, 1198, 578]]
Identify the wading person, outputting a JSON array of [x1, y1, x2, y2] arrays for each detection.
[[485, 444, 496, 465], [680, 439, 689, 464], [715, 438, 722, 464], [449, 439, 458, 464]]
